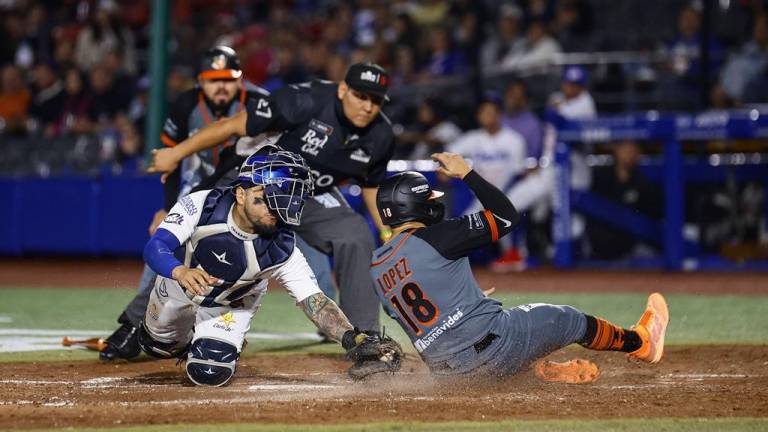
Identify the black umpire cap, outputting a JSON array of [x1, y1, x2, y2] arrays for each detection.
[[199, 46, 242, 80], [344, 62, 390, 101]]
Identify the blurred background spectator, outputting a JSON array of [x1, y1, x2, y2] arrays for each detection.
[[0, 0, 765, 266]]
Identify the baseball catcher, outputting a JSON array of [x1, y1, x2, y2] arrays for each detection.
[[370, 152, 669, 378], [140, 147, 400, 386]]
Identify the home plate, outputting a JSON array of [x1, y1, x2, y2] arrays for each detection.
[[248, 384, 339, 391]]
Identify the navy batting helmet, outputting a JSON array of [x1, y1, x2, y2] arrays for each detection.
[[377, 171, 445, 227], [237, 148, 314, 226]]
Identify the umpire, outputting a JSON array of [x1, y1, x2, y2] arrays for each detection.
[[149, 62, 395, 334], [100, 46, 278, 361]]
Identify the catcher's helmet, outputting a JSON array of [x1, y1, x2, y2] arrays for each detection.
[[237, 148, 314, 226], [377, 171, 445, 227], [199, 46, 242, 80]]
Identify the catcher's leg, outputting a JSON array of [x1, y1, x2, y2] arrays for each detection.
[[185, 290, 263, 387], [139, 277, 196, 358]]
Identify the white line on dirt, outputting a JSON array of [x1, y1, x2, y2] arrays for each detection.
[[0, 329, 324, 353], [662, 373, 750, 379], [248, 384, 339, 391]]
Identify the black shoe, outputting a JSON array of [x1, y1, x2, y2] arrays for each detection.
[[99, 322, 141, 361]]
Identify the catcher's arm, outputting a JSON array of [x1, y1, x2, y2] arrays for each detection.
[[298, 293, 354, 344], [298, 292, 403, 377]]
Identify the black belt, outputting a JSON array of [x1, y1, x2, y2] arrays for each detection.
[[473, 333, 498, 354]]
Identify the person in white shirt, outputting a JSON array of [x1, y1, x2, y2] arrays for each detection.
[[493, 65, 597, 271], [447, 94, 527, 213]]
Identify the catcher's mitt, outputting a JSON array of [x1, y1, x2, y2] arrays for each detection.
[[345, 331, 403, 381]]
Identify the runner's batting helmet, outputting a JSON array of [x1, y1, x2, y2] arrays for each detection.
[[377, 171, 445, 227]]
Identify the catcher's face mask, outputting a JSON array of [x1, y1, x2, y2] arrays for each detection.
[[237, 150, 314, 226]]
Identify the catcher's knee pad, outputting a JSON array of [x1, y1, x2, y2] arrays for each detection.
[[137, 323, 188, 359], [186, 338, 239, 387]]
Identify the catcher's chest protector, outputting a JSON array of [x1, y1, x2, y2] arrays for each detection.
[[176, 188, 295, 307]]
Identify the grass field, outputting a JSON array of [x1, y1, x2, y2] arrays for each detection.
[[1, 284, 767, 430]]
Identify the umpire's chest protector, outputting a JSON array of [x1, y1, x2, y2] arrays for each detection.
[[175, 189, 295, 307]]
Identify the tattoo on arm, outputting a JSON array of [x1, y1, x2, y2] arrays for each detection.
[[299, 293, 354, 344]]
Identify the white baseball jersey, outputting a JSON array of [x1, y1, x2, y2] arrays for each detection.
[[447, 127, 527, 192]]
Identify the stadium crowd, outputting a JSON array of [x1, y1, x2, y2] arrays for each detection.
[[1, 0, 766, 264]]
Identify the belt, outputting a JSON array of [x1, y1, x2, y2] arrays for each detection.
[[473, 333, 498, 354]]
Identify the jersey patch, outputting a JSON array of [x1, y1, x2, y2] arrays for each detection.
[[309, 118, 334, 136], [180, 196, 198, 215], [164, 213, 184, 225], [350, 148, 371, 163], [468, 213, 485, 230]]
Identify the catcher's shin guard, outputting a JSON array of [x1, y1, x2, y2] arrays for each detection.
[[137, 322, 189, 359], [186, 338, 239, 387]]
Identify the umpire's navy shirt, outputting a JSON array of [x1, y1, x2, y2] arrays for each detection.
[[245, 80, 395, 193]]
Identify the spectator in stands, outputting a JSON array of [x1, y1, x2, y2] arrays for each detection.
[[14, 3, 53, 69], [54, 68, 92, 136], [397, 98, 462, 160], [502, 78, 544, 162], [238, 24, 272, 86], [0, 64, 31, 135], [88, 64, 129, 126], [448, 94, 528, 270], [501, 18, 562, 72], [29, 62, 65, 137], [664, 4, 724, 110], [720, 14, 768, 103], [552, 0, 595, 52], [112, 114, 143, 174], [0, 10, 24, 65], [74, 0, 137, 74], [549, 65, 597, 121], [480, 3, 523, 71], [391, 45, 417, 85], [421, 26, 466, 79], [324, 52, 349, 82], [586, 140, 660, 260]]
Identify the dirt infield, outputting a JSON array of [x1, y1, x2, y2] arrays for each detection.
[[2, 258, 767, 295], [0, 346, 766, 429]]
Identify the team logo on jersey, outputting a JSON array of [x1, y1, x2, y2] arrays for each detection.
[[212, 250, 233, 265], [163, 213, 184, 225], [180, 196, 198, 215], [156, 280, 169, 298], [413, 309, 464, 353], [300, 119, 334, 156], [214, 312, 236, 332], [468, 213, 485, 230], [148, 303, 160, 321], [349, 148, 371, 163], [493, 213, 513, 228], [309, 119, 334, 136]]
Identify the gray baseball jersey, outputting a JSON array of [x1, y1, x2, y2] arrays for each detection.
[[370, 210, 508, 369]]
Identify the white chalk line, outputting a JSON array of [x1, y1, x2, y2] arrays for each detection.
[[0, 328, 323, 353]]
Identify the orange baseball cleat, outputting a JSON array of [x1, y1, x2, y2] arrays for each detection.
[[628, 292, 669, 363]]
